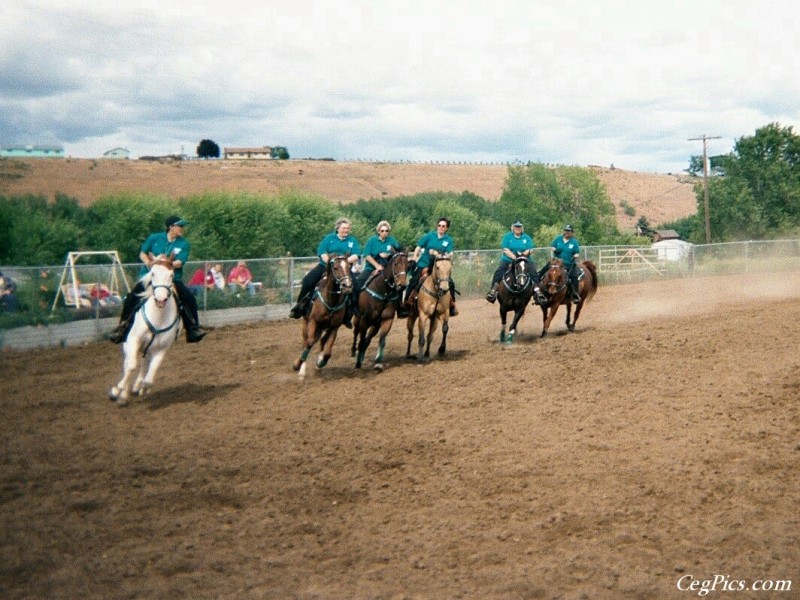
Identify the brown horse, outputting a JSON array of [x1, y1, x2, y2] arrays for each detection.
[[496, 256, 535, 344], [292, 256, 353, 378], [406, 256, 452, 363], [538, 258, 598, 336], [351, 252, 409, 371]]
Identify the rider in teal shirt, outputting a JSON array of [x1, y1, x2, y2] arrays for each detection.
[[289, 218, 361, 325], [550, 224, 582, 303], [110, 215, 206, 344], [485, 220, 545, 304], [403, 216, 458, 317]]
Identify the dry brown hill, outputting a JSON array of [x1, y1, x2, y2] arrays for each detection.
[[0, 158, 698, 230]]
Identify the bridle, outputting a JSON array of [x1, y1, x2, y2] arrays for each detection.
[[315, 256, 352, 313], [366, 252, 408, 302], [422, 256, 451, 299], [542, 260, 568, 295], [503, 256, 531, 294]]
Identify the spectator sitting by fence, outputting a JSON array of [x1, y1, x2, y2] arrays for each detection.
[[0, 271, 19, 312], [209, 263, 225, 291], [227, 261, 258, 296], [188, 263, 214, 295]]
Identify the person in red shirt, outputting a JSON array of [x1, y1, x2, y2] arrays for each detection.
[[227, 261, 257, 296]]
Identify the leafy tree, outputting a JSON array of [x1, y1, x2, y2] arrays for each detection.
[[498, 163, 621, 245], [684, 123, 800, 242], [196, 139, 220, 159]]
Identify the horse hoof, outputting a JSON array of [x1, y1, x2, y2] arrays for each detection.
[[292, 360, 301, 371], [115, 397, 129, 407], [298, 363, 307, 379], [374, 363, 384, 372], [109, 388, 119, 401]]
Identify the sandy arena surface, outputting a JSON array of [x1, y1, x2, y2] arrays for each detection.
[[1, 273, 799, 599]]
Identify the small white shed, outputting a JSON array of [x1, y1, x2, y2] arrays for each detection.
[[651, 239, 693, 262]]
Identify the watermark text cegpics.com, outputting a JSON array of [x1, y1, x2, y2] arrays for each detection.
[[677, 574, 792, 596]]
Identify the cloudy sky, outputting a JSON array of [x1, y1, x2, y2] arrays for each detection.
[[2, 0, 798, 173]]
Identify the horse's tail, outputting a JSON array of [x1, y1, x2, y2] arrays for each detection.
[[581, 260, 598, 301]]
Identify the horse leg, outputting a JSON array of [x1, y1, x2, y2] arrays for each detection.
[[425, 314, 439, 358], [508, 306, 526, 344], [317, 327, 339, 368], [406, 312, 417, 358], [438, 317, 449, 356], [138, 348, 169, 396], [541, 304, 560, 337], [110, 341, 141, 406], [416, 314, 429, 363], [499, 306, 508, 343], [131, 355, 150, 395], [294, 319, 318, 377], [356, 321, 378, 369], [373, 318, 394, 371], [565, 303, 574, 331], [569, 298, 584, 331]]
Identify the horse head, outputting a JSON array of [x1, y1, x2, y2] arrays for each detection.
[[148, 257, 175, 308], [430, 256, 452, 296], [541, 259, 566, 296], [386, 251, 409, 290], [510, 256, 531, 290], [327, 255, 353, 294]]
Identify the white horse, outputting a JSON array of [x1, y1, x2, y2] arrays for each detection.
[[109, 258, 182, 406]]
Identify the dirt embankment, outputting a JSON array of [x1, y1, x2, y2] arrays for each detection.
[[0, 158, 698, 229]]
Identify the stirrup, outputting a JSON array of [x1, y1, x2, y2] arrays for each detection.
[[288, 304, 303, 319], [449, 305, 458, 317], [485, 290, 497, 303]]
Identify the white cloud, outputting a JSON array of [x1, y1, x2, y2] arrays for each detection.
[[1, 0, 799, 173]]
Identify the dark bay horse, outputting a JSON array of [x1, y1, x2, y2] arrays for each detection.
[[538, 258, 598, 336], [351, 252, 408, 371], [406, 256, 452, 363], [292, 255, 353, 378], [496, 256, 534, 344]]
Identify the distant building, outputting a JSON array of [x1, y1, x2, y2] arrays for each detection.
[[224, 146, 273, 160], [0, 144, 65, 158], [223, 146, 289, 160], [102, 147, 130, 159]]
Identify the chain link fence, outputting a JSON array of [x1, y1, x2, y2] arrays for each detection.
[[3, 239, 800, 350]]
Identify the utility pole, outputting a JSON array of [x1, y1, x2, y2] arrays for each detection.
[[688, 134, 721, 244]]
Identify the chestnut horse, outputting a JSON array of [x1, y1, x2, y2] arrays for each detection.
[[538, 258, 598, 336], [351, 252, 409, 371], [406, 256, 452, 363], [495, 256, 534, 344], [292, 256, 353, 378]]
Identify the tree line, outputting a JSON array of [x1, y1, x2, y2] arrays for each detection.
[[0, 165, 638, 267], [3, 122, 798, 267]]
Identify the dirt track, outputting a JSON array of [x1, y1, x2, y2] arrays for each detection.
[[2, 273, 799, 599]]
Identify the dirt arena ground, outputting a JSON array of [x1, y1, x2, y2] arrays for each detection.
[[2, 273, 799, 599]]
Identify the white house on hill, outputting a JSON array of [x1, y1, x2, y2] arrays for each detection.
[[224, 146, 273, 160]]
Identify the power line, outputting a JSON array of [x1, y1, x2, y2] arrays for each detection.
[[688, 134, 721, 243]]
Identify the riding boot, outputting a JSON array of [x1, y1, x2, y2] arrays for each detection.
[[569, 278, 581, 303], [108, 293, 138, 343], [180, 306, 207, 343], [485, 284, 498, 304], [449, 288, 458, 317], [108, 314, 133, 344], [342, 302, 354, 329], [289, 293, 309, 319]]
